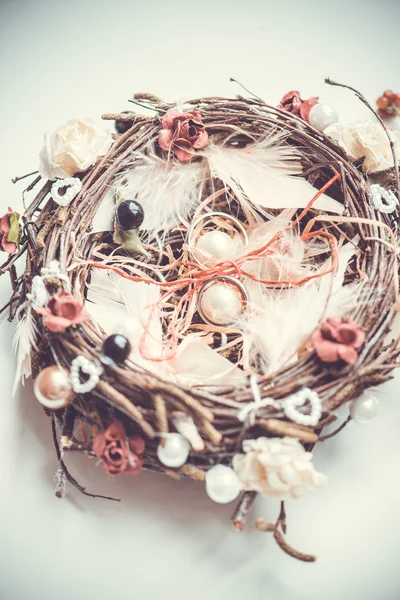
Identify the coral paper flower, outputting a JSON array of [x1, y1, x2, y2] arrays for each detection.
[[158, 109, 208, 161], [311, 317, 365, 364], [278, 91, 319, 121], [0, 207, 20, 254], [93, 422, 145, 475], [36, 291, 86, 333], [233, 436, 326, 500]]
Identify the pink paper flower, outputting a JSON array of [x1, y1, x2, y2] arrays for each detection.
[[278, 91, 319, 121], [158, 109, 208, 161], [93, 422, 145, 475], [0, 207, 18, 254], [36, 290, 86, 332], [311, 317, 366, 364]]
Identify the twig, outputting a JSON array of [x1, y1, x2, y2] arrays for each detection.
[[51, 414, 120, 502], [229, 78, 264, 102], [11, 170, 39, 184], [319, 415, 352, 441], [232, 491, 257, 531]]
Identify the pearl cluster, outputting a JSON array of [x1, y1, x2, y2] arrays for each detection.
[[70, 355, 103, 394], [370, 184, 398, 214], [51, 177, 82, 207], [283, 388, 322, 427]]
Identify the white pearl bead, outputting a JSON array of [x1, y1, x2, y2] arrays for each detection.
[[205, 465, 242, 504], [157, 433, 190, 467], [195, 231, 235, 266], [309, 103, 339, 132], [199, 281, 243, 325], [350, 395, 380, 424]]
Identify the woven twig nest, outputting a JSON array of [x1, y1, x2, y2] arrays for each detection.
[[4, 80, 400, 562]]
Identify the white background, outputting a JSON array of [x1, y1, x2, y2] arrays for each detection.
[[1, 0, 400, 598]]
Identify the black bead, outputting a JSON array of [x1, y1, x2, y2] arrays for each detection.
[[115, 111, 134, 134], [101, 334, 131, 365], [115, 200, 144, 230]]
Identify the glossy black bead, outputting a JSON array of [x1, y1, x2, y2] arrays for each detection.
[[115, 111, 134, 134], [101, 334, 131, 364], [115, 200, 144, 230]]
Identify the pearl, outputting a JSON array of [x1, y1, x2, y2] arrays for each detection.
[[350, 394, 380, 424], [115, 200, 145, 230], [51, 177, 82, 207], [205, 465, 242, 504], [370, 184, 398, 214], [309, 103, 339, 132], [157, 433, 190, 467], [100, 334, 132, 365], [115, 111, 134, 134], [70, 356, 103, 394], [283, 388, 322, 426], [34, 366, 74, 410], [195, 231, 235, 266], [198, 278, 246, 326]]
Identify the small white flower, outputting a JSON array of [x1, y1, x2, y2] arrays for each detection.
[[51, 177, 82, 207], [325, 120, 400, 173], [27, 275, 49, 310], [233, 436, 326, 500], [39, 118, 113, 179]]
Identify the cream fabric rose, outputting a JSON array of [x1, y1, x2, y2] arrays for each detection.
[[232, 436, 326, 500], [39, 118, 113, 179], [325, 120, 400, 173]]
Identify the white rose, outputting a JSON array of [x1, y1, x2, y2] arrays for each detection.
[[232, 436, 326, 500], [325, 120, 400, 173], [39, 118, 113, 179]]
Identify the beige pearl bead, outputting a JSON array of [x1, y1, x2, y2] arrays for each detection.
[[195, 231, 235, 266], [33, 366, 74, 410], [199, 281, 244, 325]]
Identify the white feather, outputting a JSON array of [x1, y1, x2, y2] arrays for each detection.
[[239, 242, 360, 375], [85, 268, 244, 385], [203, 135, 344, 214], [91, 143, 206, 240], [12, 306, 38, 396], [242, 214, 312, 288], [85, 269, 162, 359]]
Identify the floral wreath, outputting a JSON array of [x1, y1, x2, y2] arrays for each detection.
[[2, 79, 399, 562]]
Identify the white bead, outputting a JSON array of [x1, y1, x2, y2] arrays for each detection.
[[195, 231, 235, 266], [350, 395, 380, 424], [283, 388, 322, 426], [199, 281, 244, 325], [70, 355, 103, 393], [205, 465, 242, 504], [51, 177, 82, 207], [309, 103, 339, 132], [157, 433, 190, 467], [370, 184, 398, 214]]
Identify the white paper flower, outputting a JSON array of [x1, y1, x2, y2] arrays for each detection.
[[232, 436, 326, 500], [325, 121, 400, 173], [39, 118, 113, 179]]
